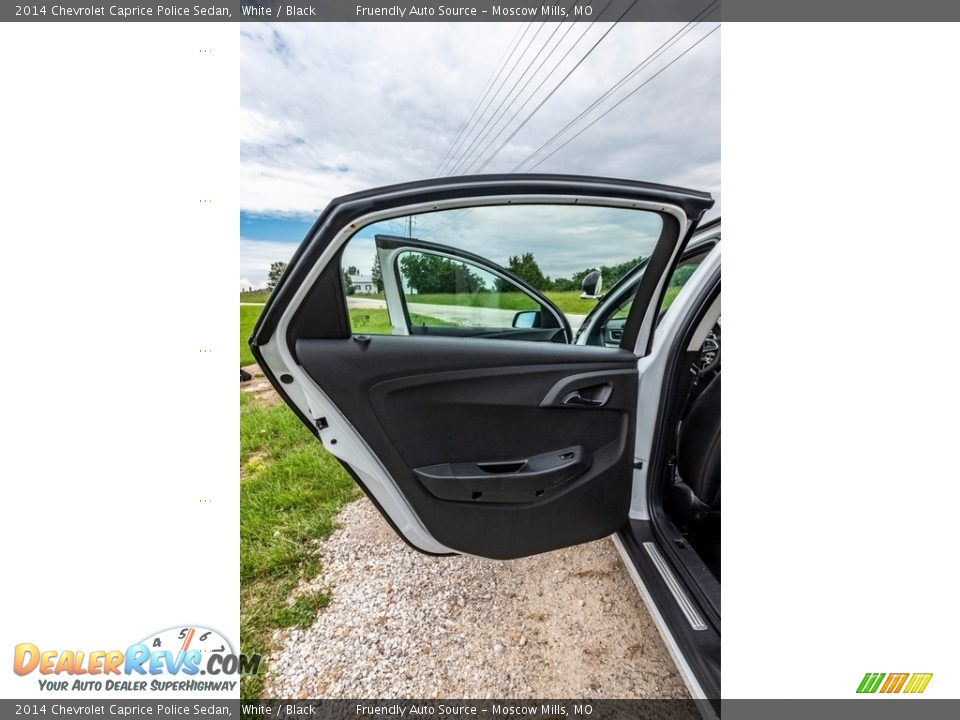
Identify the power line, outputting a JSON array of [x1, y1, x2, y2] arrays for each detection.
[[435, 22, 535, 177], [421, 22, 718, 238], [437, 22, 547, 177], [420, 20, 719, 239], [524, 24, 721, 172], [417, 208, 472, 239], [445, 0, 587, 177], [422, 0, 625, 234], [458, 12, 594, 176], [514, 1, 719, 172], [431, 23, 528, 177], [470, 0, 639, 174]]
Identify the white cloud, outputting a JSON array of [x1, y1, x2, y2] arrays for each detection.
[[240, 277, 267, 291], [240, 238, 298, 287], [239, 160, 369, 217], [240, 21, 720, 285], [241, 22, 720, 214]]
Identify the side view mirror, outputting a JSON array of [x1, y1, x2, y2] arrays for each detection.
[[580, 270, 603, 300], [512, 310, 542, 329]]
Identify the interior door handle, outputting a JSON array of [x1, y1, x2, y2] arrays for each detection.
[[562, 392, 606, 407], [539, 373, 629, 409]]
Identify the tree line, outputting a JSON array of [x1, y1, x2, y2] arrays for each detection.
[[265, 252, 676, 297], [389, 251, 650, 295]]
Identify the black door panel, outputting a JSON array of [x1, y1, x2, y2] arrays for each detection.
[[296, 335, 638, 558]]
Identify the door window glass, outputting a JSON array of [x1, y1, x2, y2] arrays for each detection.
[[396, 250, 539, 332], [660, 256, 705, 313], [340, 203, 664, 344], [610, 254, 708, 322]]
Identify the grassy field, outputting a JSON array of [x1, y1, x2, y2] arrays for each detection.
[[545, 291, 595, 314], [661, 285, 682, 312], [352, 290, 600, 315], [240, 306, 261, 366], [242, 299, 362, 697], [244, 289, 596, 312], [350, 307, 456, 333], [241, 290, 596, 314], [404, 290, 594, 315], [240, 391, 360, 698]]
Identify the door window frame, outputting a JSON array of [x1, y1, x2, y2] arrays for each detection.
[[320, 194, 687, 354], [372, 238, 570, 341]]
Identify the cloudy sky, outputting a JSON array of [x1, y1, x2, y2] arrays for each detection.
[[240, 20, 720, 289]]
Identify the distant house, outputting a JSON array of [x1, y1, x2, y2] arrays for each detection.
[[349, 274, 376, 294]]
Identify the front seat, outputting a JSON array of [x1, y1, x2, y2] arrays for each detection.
[[667, 373, 720, 527]]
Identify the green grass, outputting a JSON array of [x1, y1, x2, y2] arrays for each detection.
[[347, 307, 392, 334], [240, 291, 270, 303], [240, 305, 262, 367], [610, 286, 686, 321], [405, 290, 595, 315], [544, 291, 597, 314], [409, 312, 458, 327], [348, 307, 456, 333], [660, 285, 682, 313], [240, 391, 360, 698]]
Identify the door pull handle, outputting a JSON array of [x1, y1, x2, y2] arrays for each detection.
[[562, 392, 605, 407]]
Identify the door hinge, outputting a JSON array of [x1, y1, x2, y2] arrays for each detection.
[[315, 417, 328, 431]]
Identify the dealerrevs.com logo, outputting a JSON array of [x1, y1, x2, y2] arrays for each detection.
[[13, 626, 261, 692], [857, 672, 933, 694]]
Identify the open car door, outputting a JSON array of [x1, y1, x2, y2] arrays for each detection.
[[251, 175, 713, 559]]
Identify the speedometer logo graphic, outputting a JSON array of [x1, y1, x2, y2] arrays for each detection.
[[139, 626, 234, 660]]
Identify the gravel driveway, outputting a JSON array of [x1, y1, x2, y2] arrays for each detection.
[[264, 498, 688, 699]]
